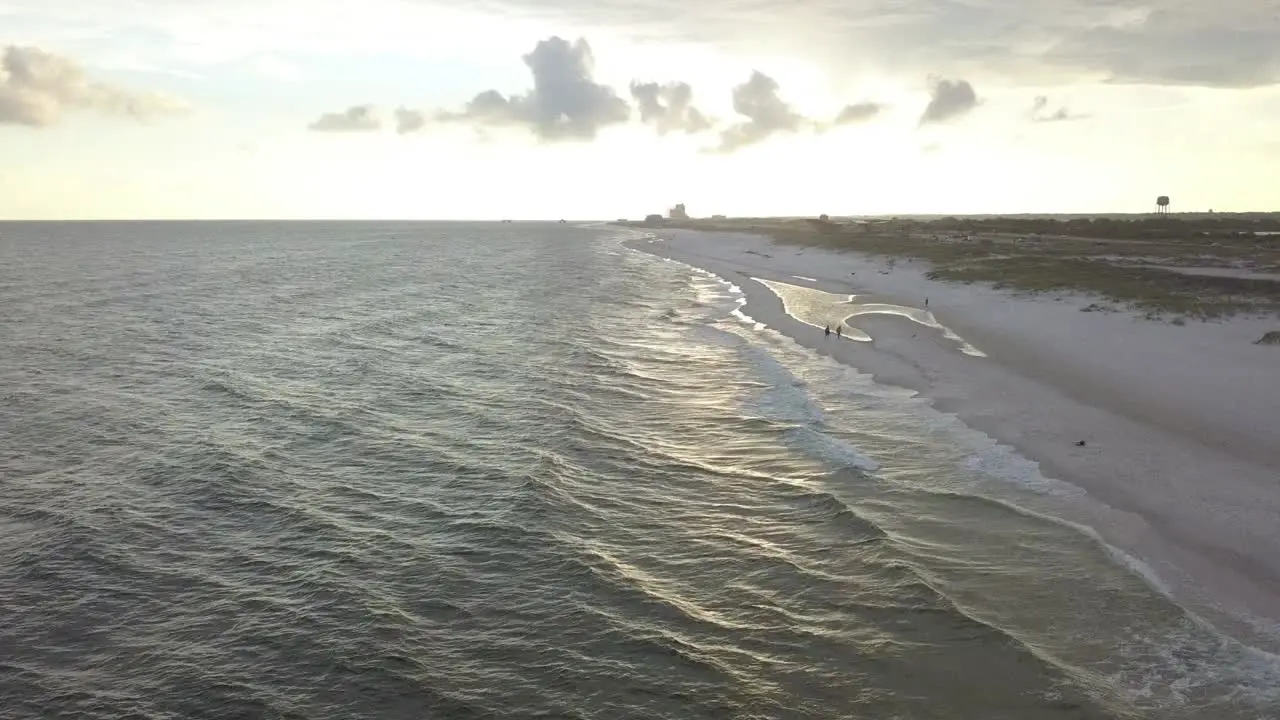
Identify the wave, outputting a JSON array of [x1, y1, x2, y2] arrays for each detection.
[[625, 236, 1280, 714], [8, 221, 1278, 720]]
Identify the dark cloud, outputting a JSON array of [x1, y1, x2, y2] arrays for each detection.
[[919, 78, 978, 125], [440, 36, 630, 141], [1029, 95, 1086, 123], [716, 70, 808, 152], [0, 45, 186, 127], [482, 0, 1280, 88], [395, 107, 427, 134], [629, 81, 710, 134], [308, 104, 381, 131], [834, 101, 882, 124], [1042, 7, 1280, 88]]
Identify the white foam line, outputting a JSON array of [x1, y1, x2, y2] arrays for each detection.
[[626, 232, 1280, 706], [750, 276, 985, 356], [751, 278, 873, 342], [839, 302, 988, 357], [643, 250, 764, 331], [731, 307, 766, 330], [792, 275, 818, 282]]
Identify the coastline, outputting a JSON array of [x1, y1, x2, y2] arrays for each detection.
[[624, 227, 1280, 652]]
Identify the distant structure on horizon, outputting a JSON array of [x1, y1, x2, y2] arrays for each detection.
[[1156, 195, 1170, 215], [668, 203, 689, 220]]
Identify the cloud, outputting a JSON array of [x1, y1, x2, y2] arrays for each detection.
[[395, 106, 427, 134], [439, 36, 630, 141], [918, 78, 978, 125], [8, 1, 1278, 91], [1029, 95, 1087, 123], [834, 102, 882, 124], [308, 104, 381, 132], [629, 81, 710, 134], [716, 71, 809, 152], [0, 45, 187, 127], [479, 0, 1280, 89], [1041, 6, 1280, 88]]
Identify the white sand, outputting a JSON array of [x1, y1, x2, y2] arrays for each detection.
[[630, 228, 1280, 648]]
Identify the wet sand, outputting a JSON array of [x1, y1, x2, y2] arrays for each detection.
[[627, 228, 1280, 651]]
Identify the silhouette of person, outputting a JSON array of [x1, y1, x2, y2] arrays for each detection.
[[824, 325, 831, 337], [836, 325, 842, 338]]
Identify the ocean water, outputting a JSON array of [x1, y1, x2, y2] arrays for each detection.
[[1, 221, 1277, 719]]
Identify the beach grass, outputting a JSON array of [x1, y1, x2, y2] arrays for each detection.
[[642, 217, 1280, 320]]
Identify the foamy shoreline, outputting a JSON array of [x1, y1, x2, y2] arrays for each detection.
[[624, 228, 1280, 652]]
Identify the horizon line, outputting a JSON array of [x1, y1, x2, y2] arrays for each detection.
[[3, 211, 1280, 223]]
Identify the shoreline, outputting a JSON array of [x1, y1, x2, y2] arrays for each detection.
[[623, 228, 1280, 652]]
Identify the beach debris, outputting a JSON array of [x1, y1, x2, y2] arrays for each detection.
[[1075, 440, 1087, 447], [1255, 330, 1280, 345]]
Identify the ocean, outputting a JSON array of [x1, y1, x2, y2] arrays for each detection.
[[1, 221, 1276, 719]]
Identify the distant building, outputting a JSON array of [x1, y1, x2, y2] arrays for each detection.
[[668, 203, 689, 220], [644, 214, 665, 225], [711, 214, 727, 220]]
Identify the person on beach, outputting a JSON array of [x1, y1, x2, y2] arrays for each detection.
[[925, 297, 929, 308], [836, 325, 842, 338], [825, 325, 831, 337]]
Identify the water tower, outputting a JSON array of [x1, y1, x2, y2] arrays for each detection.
[[1155, 195, 1170, 215]]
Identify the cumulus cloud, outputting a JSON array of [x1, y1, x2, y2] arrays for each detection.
[[918, 78, 978, 125], [629, 81, 710, 134], [313, 34, 889, 147], [439, 36, 630, 141], [395, 106, 427, 134], [1029, 95, 1086, 123], [834, 102, 882, 124], [716, 71, 809, 152], [0, 45, 187, 127], [308, 104, 381, 131]]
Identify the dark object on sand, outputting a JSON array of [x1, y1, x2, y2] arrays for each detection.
[[1255, 331, 1280, 345], [1075, 440, 1087, 447]]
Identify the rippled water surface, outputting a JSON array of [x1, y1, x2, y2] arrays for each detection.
[[1, 221, 1277, 719]]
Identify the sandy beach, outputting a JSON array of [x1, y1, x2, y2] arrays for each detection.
[[626, 228, 1280, 651]]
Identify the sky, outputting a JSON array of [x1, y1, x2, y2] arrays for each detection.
[[1, 0, 1278, 219]]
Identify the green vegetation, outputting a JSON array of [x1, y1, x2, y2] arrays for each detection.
[[622, 214, 1280, 320]]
